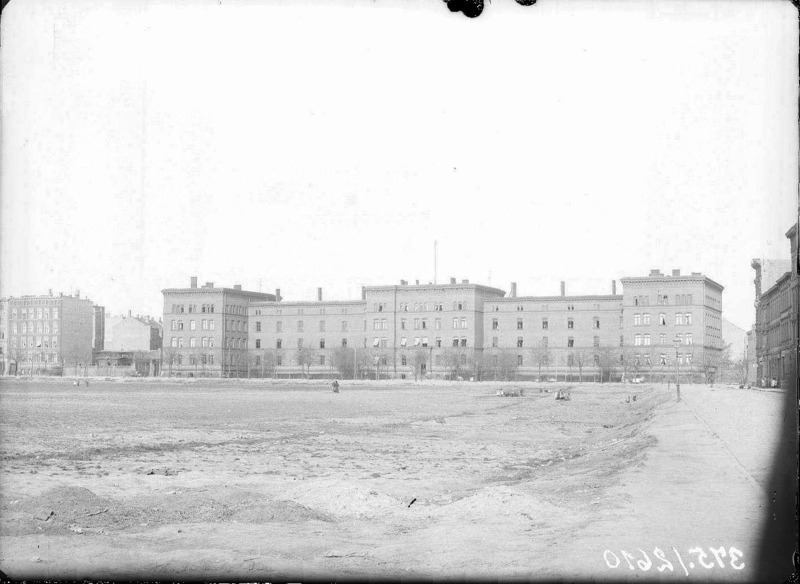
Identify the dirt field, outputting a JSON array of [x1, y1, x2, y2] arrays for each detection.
[[0, 379, 791, 581]]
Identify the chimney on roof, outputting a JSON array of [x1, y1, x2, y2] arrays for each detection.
[[206, 282, 214, 288], [190, 276, 198, 288], [415, 279, 419, 285], [560, 281, 565, 296], [317, 287, 323, 301], [76, 289, 80, 298], [450, 277, 456, 284], [510, 282, 517, 298], [672, 269, 681, 277], [275, 288, 281, 302], [462, 279, 469, 284], [48, 288, 52, 296], [128, 310, 132, 317], [649, 269, 661, 277], [234, 284, 242, 291], [400, 279, 407, 285], [612, 280, 617, 295], [691, 272, 701, 276], [361, 286, 366, 300]]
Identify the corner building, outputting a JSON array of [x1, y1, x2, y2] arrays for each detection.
[[161, 277, 274, 377], [620, 269, 723, 382]]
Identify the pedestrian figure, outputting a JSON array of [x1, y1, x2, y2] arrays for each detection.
[[332, 380, 339, 393]]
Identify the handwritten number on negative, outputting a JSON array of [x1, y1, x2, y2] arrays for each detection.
[[636, 549, 652, 571], [728, 547, 745, 570], [620, 550, 638, 570], [652, 547, 674, 572], [688, 547, 715, 569]]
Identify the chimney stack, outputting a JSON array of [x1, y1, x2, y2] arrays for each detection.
[[275, 288, 281, 302], [560, 281, 565, 296], [510, 282, 517, 298], [48, 288, 52, 296], [190, 276, 198, 288], [612, 280, 617, 295], [672, 269, 681, 277], [128, 310, 132, 317], [649, 269, 661, 277], [450, 277, 456, 284], [234, 284, 242, 291], [76, 289, 80, 298], [400, 279, 407, 285], [416, 279, 420, 285], [317, 287, 323, 301], [462, 279, 469, 284], [205, 282, 214, 288], [361, 286, 366, 300]]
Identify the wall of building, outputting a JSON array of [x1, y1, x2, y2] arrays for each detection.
[[620, 270, 723, 381], [161, 278, 274, 376]]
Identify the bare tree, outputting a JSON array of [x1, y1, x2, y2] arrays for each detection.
[[441, 347, 463, 380], [7, 346, 22, 376], [162, 346, 176, 377], [620, 346, 640, 382], [331, 346, 354, 379], [531, 342, 552, 381], [411, 347, 428, 381], [260, 348, 277, 378], [296, 344, 318, 379], [596, 346, 618, 383], [572, 348, 589, 382]]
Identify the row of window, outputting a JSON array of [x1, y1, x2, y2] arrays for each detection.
[[633, 333, 693, 346], [395, 301, 466, 312], [170, 303, 219, 314], [170, 319, 218, 332], [10, 308, 60, 320], [633, 312, 693, 326], [169, 336, 221, 348], [491, 317, 603, 330], [10, 337, 59, 349], [632, 294, 694, 307], [10, 322, 60, 334], [632, 353, 694, 366]]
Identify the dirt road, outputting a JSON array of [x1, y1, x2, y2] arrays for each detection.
[[0, 379, 790, 580]]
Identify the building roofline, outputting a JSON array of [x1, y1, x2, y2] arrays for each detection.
[[251, 299, 367, 307], [161, 287, 276, 300], [363, 283, 507, 296], [486, 294, 622, 303], [619, 275, 724, 291], [761, 271, 792, 298]]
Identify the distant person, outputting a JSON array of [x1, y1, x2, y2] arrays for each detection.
[[332, 380, 340, 393]]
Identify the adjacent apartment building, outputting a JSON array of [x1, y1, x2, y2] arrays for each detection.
[[4, 291, 96, 375], [753, 224, 798, 388]]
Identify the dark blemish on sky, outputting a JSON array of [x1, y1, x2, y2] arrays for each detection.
[[444, 0, 537, 18]]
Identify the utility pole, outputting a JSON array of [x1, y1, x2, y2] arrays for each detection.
[[674, 337, 681, 402]]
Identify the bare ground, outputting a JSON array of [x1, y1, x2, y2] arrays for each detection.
[[0, 379, 789, 581]]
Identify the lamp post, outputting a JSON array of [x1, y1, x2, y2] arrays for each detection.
[[673, 337, 681, 402]]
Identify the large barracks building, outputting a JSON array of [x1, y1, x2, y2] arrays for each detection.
[[163, 269, 725, 382]]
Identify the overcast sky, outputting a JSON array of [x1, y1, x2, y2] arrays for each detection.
[[1, 0, 797, 330]]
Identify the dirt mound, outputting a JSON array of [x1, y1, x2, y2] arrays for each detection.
[[16, 485, 113, 522], [430, 486, 567, 524], [275, 480, 402, 519]]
